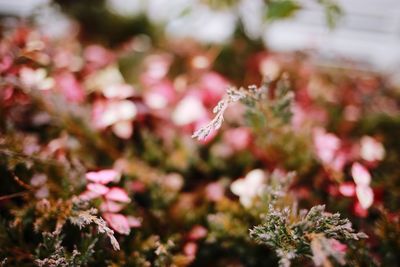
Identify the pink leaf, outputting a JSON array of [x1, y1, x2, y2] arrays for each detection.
[[127, 216, 142, 228], [339, 182, 356, 197], [105, 187, 131, 203], [356, 185, 374, 209], [86, 169, 120, 184], [100, 200, 124, 213], [87, 183, 109, 195], [351, 162, 371, 186], [103, 213, 130, 235]]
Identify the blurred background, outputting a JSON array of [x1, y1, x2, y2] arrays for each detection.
[[2, 0, 400, 72]]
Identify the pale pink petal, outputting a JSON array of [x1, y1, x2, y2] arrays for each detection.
[[354, 201, 368, 218], [339, 182, 356, 197], [112, 120, 133, 139], [55, 72, 85, 103], [100, 200, 124, 213], [103, 213, 130, 235], [86, 169, 120, 184], [223, 127, 251, 151], [127, 216, 142, 228], [351, 162, 371, 186], [313, 128, 341, 164], [144, 81, 176, 109], [330, 239, 347, 253], [87, 183, 109, 195], [200, 72, 228, 105], [356, 185, 374, 209], [205, 182, 224, 202], [105, 187, 131, 203], [103, 84, 135, 99], [183, 242, 198, 257], [79, 190, 102, 200], [188, 225, 208, 240], [172, 96, 207, 126], [330, 152, 347, 172]]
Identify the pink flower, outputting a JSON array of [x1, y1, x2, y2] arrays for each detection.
[[103, 213, 131, 235], [143, 80, 176, 110], [105, 187, 131, 203], [223, 127, 251, 151], [183, 242, 198, 257], [339, 182, 355, 197], [313, 128, 341, 164], [100, 200, 124, 213], [330, 239, 347, 253], [84, 45, 114, 69], [86, 169, 120, 184], [356, 185, 374, 210], [188, 225, 208, 240], [351, 162, 374, 210], [354, 202, 368, 218], [87, 183, 109, 195], [205, 182, 224, 202], [142, 54, 172, 82], [102, 83, 135, 99], [172, 96, 207, 126], [79, 190, 101, 201], [92, 100, 137, 139], [55, 72, 85, 103], [198, 72, 228, 106], [351, 162, 371, 186], [127, 216, 142, 228], [20, 67, 54, 91]]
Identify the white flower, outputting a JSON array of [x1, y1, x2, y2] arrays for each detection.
[[172, 96, 207, 125], [20, 67, 54, 91], [230, 169, 266, 207], [360, 136, 385, 162], [351, 162, 374, 209]]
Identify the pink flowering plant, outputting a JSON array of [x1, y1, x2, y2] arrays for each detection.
[[0, 3, 400, 266]]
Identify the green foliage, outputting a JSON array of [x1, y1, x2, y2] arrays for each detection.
[[317, 0, 343, 28], [266, 0, 301, 21], [250, 174, 367, 267]]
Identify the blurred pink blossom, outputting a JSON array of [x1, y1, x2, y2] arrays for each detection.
[[55, 72, 85, 103], [143, 80, 176, 110], [205, 182, 224, 202], [339, 182, 355, 197], [172, 96, 207, 126], [102, 83, 135, 99], [330, 239, 347, 253], [183, 242, 198, 257], [223, 127, 251, 151], [351, 162, 374, 210], [188, 225, 208, 240], [198, 72, 228, 106], [127, 216, 142, 228], [351, 162, 371, 186], [86, 169, 120, 184], [84, 45, 114, 69], [20, 67, 54, 91], [92, 100, 137, 139], [313, 128, 341, 165]]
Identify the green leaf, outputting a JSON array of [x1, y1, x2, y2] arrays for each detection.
[[267, 0, 301, 21]]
